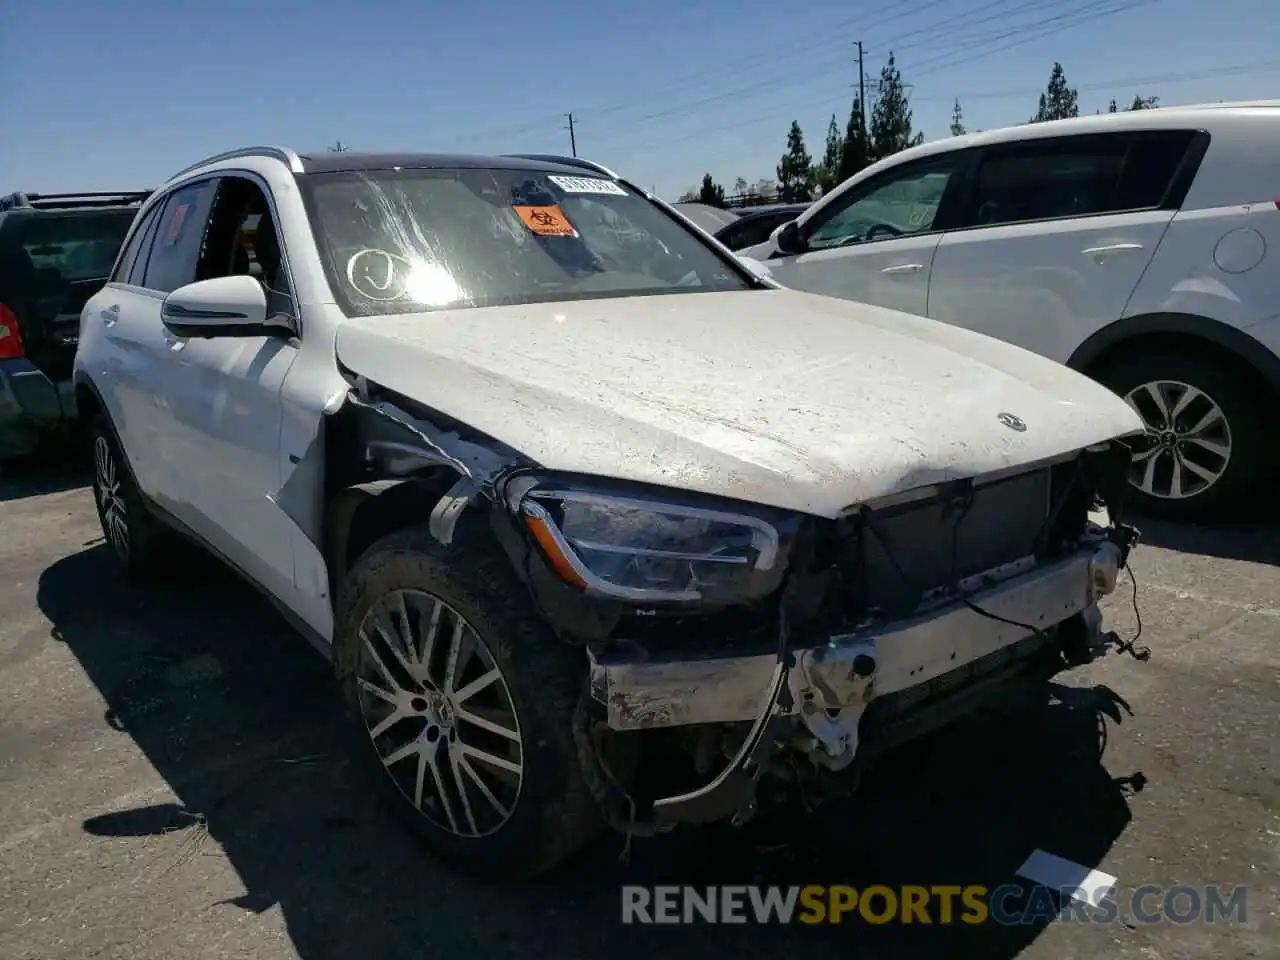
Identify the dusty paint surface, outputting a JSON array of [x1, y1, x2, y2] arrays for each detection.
[[335, 289, 1142, 516]]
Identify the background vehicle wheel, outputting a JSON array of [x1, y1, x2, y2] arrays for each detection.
[[87, 415, 174, 583], [1099, 351, 1274, 522], [333, 525, 604, 879]]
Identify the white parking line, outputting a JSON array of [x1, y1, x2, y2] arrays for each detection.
[[1016, 848, 1118, 907]]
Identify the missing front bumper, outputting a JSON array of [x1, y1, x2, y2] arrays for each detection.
[[587, 531, 1138, 832], [588, 543, 1117, 733]]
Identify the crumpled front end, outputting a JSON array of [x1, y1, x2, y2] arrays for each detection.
[[568, 442, 1146, 833]]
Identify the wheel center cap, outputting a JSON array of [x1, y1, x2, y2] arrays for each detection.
[[1159, 431, 1177, 448]]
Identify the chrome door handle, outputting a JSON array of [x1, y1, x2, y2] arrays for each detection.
[[1082, 243, 1143, 257], [881, 263, 924, 275]]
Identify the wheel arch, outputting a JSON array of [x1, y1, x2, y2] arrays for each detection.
[[319, 384, 531, 600], [1068, 312, 1280, 402]]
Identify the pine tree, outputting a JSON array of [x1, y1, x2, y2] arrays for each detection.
[[697, 173, 726, 207], [816, 114, 843, 195], [1031, 62, 1079, 122], [1108, 98, 1119, 113], [1128, 94, 1159, 110], [776, 121, 816, 203], [950, 98, 967, 136], [837, 94, 870, 183], [869, 53, 918, 161]]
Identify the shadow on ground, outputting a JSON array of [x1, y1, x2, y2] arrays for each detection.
[[1131, 515, 1280, 567], [38, 544, 1144, 960], [0, 458, 89, 503]]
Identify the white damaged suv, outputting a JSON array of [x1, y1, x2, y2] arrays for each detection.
[[74, 147, 1148, 878]]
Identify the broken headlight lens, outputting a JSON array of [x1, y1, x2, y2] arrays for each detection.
[[520, 487, 789, 604]]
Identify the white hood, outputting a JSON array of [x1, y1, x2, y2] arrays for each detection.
[[334, 289, 1143, 517]]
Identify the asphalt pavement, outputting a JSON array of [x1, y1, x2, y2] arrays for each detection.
[[1, 464, 1276, 960]]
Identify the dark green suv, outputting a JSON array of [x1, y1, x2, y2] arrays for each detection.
[[0, 190, 148, 461]]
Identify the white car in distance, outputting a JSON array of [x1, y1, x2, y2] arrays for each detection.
[[743, 101, 1280, 522], [75, 147, 1147, 879]]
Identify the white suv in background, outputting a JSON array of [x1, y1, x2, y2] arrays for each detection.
[[72, 146, 1146, 878], [743, 101, 1280, 522]]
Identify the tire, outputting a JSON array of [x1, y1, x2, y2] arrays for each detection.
[[1098, 351, 1275, 523], [332, 525, 604, 879], [87, 415, 174, 584]]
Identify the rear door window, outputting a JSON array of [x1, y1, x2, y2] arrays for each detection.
[[142, 180, 217, 293], [964, 131, 1200, 228]]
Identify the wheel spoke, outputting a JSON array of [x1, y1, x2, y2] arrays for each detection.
[[368, 706, 407, 740], [456, 706, 520, 741], [452, 668, 500, 704], [426, 746, 459, 832], [357, 677, 398, 707], [457, 755, 510, 818], [1187, 406, 1224, 436], [1169, 458, 1184, 498], [459, 741, 521, 775], [1186, 437, 1229, 459], [372, 609, 419, 686], [1140, 382, 1171, 423], [382, 740, 419, 768], [361, 628, 401, 694], [449, 750, 480, 834], [419, 598, 443, 683], [1140, 449, 1161, 493], [443, 618, 465, 694], [1179, 455, 1219, 484], [1169, 384, 1201, 421]]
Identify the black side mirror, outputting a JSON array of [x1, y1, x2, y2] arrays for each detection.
[[775, 220, 805, 256]]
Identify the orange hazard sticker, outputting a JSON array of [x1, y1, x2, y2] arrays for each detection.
[[513, 204, 578, 237]]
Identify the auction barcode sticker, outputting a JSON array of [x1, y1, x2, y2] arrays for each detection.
[[548, 175, 627, 196]]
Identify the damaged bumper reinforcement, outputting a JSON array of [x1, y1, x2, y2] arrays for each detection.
[[588, 524, 1143, 830]]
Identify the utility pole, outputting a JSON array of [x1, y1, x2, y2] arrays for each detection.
[[856, 40, 867, 139], [565, 113, 577, 157]]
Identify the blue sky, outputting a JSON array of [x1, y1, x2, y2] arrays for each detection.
[[2, 0, 1276, 201]]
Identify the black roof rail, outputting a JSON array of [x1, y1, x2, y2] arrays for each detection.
[[501, 154, 621, 179], [0, 190, 152, 213]]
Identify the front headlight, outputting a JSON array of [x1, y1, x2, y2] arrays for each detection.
[[519, 486, 791, 604]]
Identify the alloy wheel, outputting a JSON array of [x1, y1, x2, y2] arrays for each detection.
[[1122, 379, 1233, 500], [94, 435, 130, 559], [355, 589, 524, 838]]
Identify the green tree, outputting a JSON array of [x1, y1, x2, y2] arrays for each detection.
[[1108, 98, 1119, 113], [697, 173, 726, 207], [816, 114, 843, 195], [950, 98, 967, 136], [776, 121, 816, 202], [837, 94, 870, 183], [1127, 94, 1159, 110], [869, 53, 918, 161], [733, 177, 748, 200], [1031, 62, 1079, 122]]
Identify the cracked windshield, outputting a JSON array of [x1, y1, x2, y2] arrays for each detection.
[[304, 168, 747, 315], [3, 0, 1277, 958]]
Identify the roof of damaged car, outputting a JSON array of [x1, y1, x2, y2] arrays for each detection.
[[294, 151, 601, 177]]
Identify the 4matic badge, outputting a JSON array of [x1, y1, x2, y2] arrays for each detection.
[[997, 412, 1027, 432]]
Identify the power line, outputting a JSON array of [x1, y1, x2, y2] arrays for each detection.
[[580, 0, 1154, 154], [593, 0, 1155, 157], [642, 58, 1280, 183], [450, 0, 1047, 148]]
